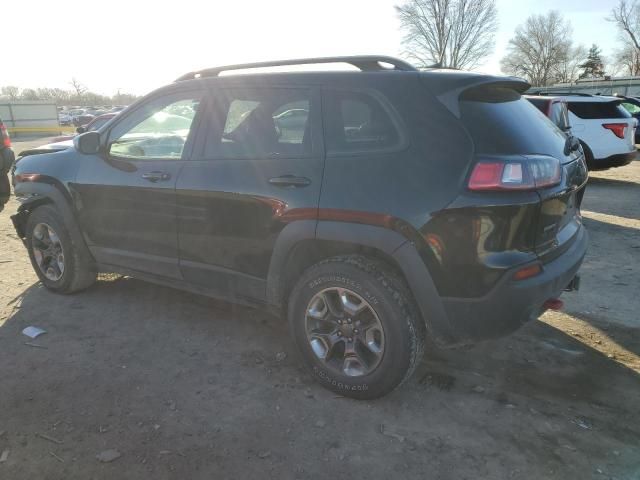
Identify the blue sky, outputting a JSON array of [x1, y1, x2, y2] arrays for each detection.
[[3, 0, 621, 95]]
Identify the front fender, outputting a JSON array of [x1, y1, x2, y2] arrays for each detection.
[[11, 178, 79, 242]]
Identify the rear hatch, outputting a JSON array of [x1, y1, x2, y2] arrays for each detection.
[[568, 99, 636, 151], [458, 85, 588, 259]]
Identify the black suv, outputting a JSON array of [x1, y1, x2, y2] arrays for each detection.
[[11, 56, 588, 399]]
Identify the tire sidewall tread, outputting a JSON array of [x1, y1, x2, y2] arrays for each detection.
[[26, 205, 96, 294], [288, 255, 425, 400]]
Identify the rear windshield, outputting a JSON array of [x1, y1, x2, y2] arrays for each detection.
[[568, 101, 630, 119], [460, 87, 568, 157]]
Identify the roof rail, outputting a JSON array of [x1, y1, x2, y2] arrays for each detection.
[[175, 56, 418, 82]]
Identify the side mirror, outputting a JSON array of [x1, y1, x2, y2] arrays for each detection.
[[76, 126, 86, 134], [74, 131, 101, 154]]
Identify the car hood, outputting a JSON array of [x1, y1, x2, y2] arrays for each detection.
[[18, 140, 74, 158]]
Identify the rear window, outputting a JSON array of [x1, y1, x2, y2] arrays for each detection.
[[526, 97, 549, 113], [568, 101, 630, 119], [460, 87, 568, 158]]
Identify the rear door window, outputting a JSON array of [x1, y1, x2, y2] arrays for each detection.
[[323, 90, 403, 154], [206, 88, 313, 158]]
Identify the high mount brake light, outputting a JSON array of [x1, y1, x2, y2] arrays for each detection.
[[602, 123, 627, 139], [468, 157, 561, 191]]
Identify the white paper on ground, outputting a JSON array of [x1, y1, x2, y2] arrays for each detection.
[[22, 326, 47, 339]]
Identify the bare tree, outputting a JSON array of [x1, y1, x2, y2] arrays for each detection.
[[500, 11, 573, 86], [0, 86, 20, 100], [610, 0, 640, 50], [614, 41, 640, 75], [609, 1, 640, 75], [69, 77, 87, 98], [395, 0, 498, 69]]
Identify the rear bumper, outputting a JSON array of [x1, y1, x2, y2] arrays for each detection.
[[441, 226, 588, 342], [592, 151, 635, 170]]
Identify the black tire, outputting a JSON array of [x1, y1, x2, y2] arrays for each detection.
[[288, 255, 425, 400], [579, 140, 594, 170], [26, 205, 96, 293]]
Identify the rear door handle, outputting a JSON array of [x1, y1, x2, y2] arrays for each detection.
[[268, 175, 311, 188], [142, 171, 171, 182]]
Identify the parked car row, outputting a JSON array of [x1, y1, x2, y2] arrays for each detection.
[[526, 93, 637, 170], [9, 56, 590, 399], [58, 105, 127, 127]]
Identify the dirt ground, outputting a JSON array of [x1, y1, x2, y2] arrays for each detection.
[[1, 139, 639, 480]]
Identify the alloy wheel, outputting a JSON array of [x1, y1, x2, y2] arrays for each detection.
[[305, 287, 385, 377], [32, 223, 65, 281]]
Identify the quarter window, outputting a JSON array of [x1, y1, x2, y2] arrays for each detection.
[[324, 90, 401, 154], [109, 97, 200, 160]]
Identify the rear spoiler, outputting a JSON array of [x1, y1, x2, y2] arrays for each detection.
[[420, 71, 530, 118]]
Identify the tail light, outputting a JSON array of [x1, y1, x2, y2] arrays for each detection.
[[468, 157, 561, 191], [602, 123, 627, 139], [0, 123, 11, 147]]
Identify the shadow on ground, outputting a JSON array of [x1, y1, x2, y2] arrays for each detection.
[[0, 277, 639, 479]]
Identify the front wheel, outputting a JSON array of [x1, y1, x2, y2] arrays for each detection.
[[288, 255, 425, 399], [26, 205, 96, 293]]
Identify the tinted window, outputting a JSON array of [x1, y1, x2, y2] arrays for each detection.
[[526, 97, 549, 113], [324, 90, 401, 153], [110, 97, 200, 160], [460, 87, 568, 158], [568, 101, 630, 119], [549, 102, 570, 131], [208, 88, 312, 158]]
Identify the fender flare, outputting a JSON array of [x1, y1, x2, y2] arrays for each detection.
[[11, 180, 85, 251], [266, 220, 456, 344]]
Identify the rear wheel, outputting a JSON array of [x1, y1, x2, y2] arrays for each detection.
[[288, 255, 425, 399], [579, 140, 594, 170], [26, 205, 96, 293]]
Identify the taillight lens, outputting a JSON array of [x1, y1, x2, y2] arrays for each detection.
[[468, 157, 561, 191], [0, 124, 10, 147], [602, 123, 627, 139]]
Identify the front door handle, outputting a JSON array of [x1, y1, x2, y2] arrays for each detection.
[[268, 175, 311, 188], [142, 171, 171, 182]]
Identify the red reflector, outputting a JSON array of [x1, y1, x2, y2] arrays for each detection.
[[513, 263, 542, 281], [602, 123, 626, 139], [468, 162, 507, 190], [543, 298, 564, 311], [14, 173, 41, 183]]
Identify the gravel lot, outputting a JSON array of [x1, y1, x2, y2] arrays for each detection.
[[1, 138, 639, 479]]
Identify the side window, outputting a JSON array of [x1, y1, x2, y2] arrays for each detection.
[[622, 102, 640, 115], [109, 96, 201, 160], [207, 88, 312, 158], [325, 90, 401, 154]]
